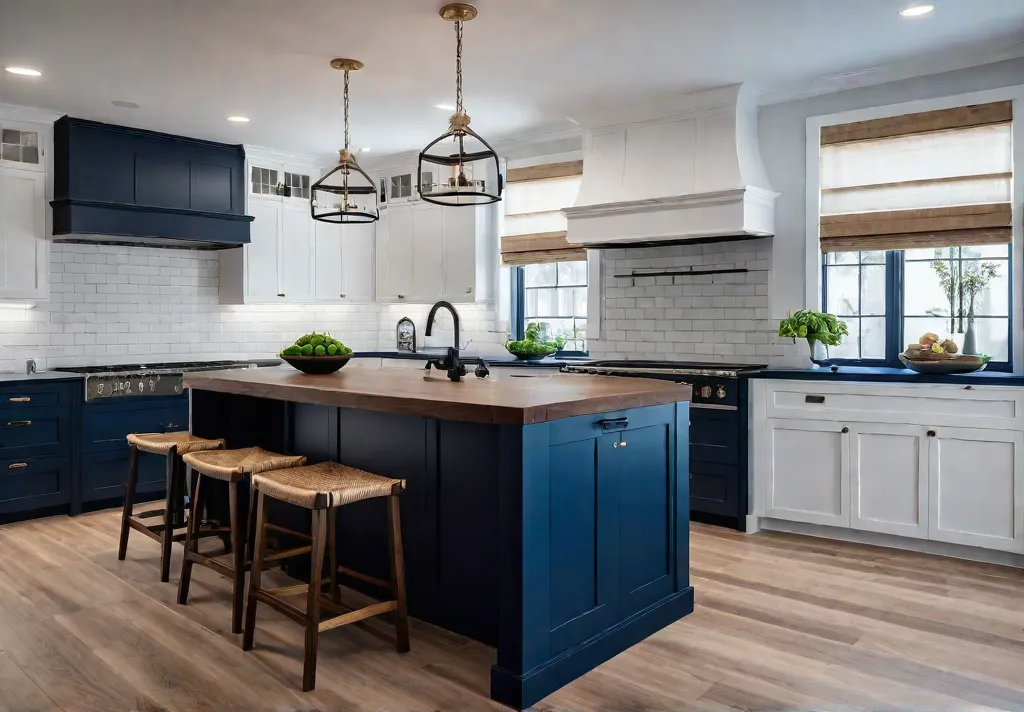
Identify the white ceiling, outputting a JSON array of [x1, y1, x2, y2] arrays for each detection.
[[2, 0, 1023, 163]]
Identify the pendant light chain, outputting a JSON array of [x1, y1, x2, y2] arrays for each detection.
[[343, 68, 351, 150], [455, 20, 464, 116], [342, 68, 351, 199]]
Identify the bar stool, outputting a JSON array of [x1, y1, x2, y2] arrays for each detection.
[[118, 432, 225, 582], [176, 447, 307, 633], [243, 462, 409, 692]]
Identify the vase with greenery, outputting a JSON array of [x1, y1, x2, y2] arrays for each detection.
[[930, 250, 998, 354], [778, 310, 849, 366]]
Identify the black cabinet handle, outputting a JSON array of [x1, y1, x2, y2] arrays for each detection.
[[841, 426, 849, 434], [805, 395, 825, 404], [6, 420, 31, 427], [927, 430, 936, 437], [597, 417, 629, 432]]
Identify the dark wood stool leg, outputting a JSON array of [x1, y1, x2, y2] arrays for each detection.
[[242, 490, 269, 652], [327, 506, 340, 604], [177, 467, 203, 606], [303, 508, 328, 692], [387, 492, 410, 653], [159, 446, 179, 583], [228, 480, 246, 635], [118, 445, 140, 561]]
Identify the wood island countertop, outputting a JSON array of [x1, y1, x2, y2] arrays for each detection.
[[184, 365, 692, 425]]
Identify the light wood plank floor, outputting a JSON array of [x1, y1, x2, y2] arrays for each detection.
[[1, 510, 1023, 712]]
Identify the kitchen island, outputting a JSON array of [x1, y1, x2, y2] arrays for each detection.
[[184, 366, 693, 709]]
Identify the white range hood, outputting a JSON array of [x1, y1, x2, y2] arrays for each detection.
[[563, 84, 777, 247]]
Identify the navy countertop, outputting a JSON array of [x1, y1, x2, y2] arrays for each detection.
[[356, 350, 589, 368], [751, 366, 1024, 386], [0, 371, 85, 384]]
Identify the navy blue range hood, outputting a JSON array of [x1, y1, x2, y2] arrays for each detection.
[[50, 117, 253, 249]]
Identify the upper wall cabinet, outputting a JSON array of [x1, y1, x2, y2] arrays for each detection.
[[0, 117, 50, 301], [50, 117, 251, 248], [374, 200, 496, 304]]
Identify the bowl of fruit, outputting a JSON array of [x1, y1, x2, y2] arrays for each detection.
[[505, 323, 566, 362], [899, 332, 990, 374], [279, 332, 354, 375]]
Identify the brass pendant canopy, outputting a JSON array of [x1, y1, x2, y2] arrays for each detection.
[[418, 3, 502, 207], [311, 58, 378, 224]]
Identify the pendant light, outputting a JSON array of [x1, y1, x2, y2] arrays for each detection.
[[311, 58, 378, 224], [418, 3, 502, 207]]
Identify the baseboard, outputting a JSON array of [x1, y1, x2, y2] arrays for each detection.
[[759, 517, 1024, 569], [490, 587, 695, 710]]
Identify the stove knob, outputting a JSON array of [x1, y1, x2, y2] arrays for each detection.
[[700, 385, 711, 399], [717, 385, 727, 400]]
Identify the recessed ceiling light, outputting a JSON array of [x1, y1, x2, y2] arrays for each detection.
[[5, 66, 42, 77], [434, 103, 456, 111], [111, 100, 140, 109], [360, 147, 371, 152], [899, 4, 934, 17], [227, 116, 250, 123]]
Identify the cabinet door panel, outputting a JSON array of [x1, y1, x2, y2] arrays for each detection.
[[385, 205, 413, 299], [314, 220, 343, 300], [929, 427, 1024, 552], [412, 205, 444, 300], [246, 199, 281, 299], [280, 204, 313, 301], [340, 222, 375, 301], [850, 424, 927, 538], [0, 168, 45, 297], [0, 455, 70, 514], [765, 419, 849, 527], [443, 207, 477, 300], [609, 424, 674, 617]]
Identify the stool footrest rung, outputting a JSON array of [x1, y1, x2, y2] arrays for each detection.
[[335, 565, 391, 590], [134, 508, 165, 519], [265, 523, 311, 541], [252, 589, 306, 624], [263, 583, 310, 597], [184, 551, 236, 578], [318, 600, 397, 634], [264, 545, 312, 562]]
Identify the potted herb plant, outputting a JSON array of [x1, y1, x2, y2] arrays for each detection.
[[778, 310, 849, 367]]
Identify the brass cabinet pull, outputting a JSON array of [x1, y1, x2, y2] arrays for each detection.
[[6, 420, 31, 427], [805, 395, 826, 404], [9, 397, 30, 403], [8, 462, 28, 469]]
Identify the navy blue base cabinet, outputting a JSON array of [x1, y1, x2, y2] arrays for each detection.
[[77, 395, 188, 509], [191, 392, 693, 709], [0, 381, 78, 519]]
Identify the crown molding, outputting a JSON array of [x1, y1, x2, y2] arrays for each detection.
[[759, 38, 1024, 106], [0, 102, 63, 124]]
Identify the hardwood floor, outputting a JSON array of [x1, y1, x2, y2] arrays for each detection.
[[1, 511, 1023, 711]]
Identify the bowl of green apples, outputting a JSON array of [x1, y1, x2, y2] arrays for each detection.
[[279, 332, 354, 374]]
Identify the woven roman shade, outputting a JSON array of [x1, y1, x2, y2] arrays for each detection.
[[819, 101, 1013, 253], [500, 161, 585, 266]]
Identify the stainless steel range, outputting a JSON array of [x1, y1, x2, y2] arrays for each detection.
[[54, 360, 277, 401], [561, 360, 765, 530]]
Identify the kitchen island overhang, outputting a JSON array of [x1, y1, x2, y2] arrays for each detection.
[[185, 366, 694, 709]]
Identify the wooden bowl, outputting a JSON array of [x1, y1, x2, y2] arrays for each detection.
[[281, 354, 353, 375], [899, 353, 987, 374]]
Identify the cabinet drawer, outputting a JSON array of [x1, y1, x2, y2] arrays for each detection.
[[0, 382, 75, 408], [81, 448, 167, 503], [82, 396, 188, 453], [766, 381, 1022, 428], [0, 406, 70, 457], [0, 455, 71, 514]]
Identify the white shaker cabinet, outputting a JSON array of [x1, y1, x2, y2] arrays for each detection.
[[314, 220, 375, 302], [764, 419, 850, 527], [0, 167, 47, 300], [850, 424, 928, 539], [242, 198, 281, 300], [377, 204, 414, 301], [411, 203, 444, 301], [280, 202, 315, 302], [928, 427, 1024, 552], [442, 206, 481, 302]]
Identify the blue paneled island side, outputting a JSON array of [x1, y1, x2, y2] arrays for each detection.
[[185, 366, 694, 709]]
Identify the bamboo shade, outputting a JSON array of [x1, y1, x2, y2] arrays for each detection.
[[820, 101, 1012, 145], [819, 204, 1012, 253], [501, 231, 587, 266]]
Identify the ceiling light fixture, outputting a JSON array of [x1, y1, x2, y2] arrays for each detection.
[[899, 4, 934, 17], [434, 103, 456, 111], [311, 58, 378, 224], [360, 147, 371, 152], [111, 100, 140, 109], [418, 3, 502, 207], [227, 116, 250, 123], [5, 67, 41, 77]]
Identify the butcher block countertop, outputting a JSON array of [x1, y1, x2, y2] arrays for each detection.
[[184, 365, 692, 425]]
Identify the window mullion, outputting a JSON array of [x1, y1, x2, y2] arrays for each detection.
[[886, 251, 904, 368]]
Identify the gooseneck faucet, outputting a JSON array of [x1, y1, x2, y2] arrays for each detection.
[[424, 301, 467, 382]]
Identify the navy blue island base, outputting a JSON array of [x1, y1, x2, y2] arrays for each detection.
[[187, 369, 693, 709]]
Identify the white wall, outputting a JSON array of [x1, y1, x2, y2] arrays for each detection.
[[761, 56, 1024, 319]]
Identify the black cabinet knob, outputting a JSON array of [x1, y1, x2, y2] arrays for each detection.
[[927, 430, 936, 437], [841, 426, 849, 434]]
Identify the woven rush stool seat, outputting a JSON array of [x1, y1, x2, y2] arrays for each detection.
[[177, 447, 307, 634], [251, 462, 404, 509], [244, 461, 409, 691], [118, 432, 225, 583], [127, 431, 225, 456]]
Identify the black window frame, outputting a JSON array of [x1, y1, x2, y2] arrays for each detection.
[[511, 264, 589, 357], [821, 248, 1013, 371]]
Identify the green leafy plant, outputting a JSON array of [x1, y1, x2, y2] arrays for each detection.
[[778, 310, 849, 358], [930, 251, 999, 332], [505, 322, 565, 359]]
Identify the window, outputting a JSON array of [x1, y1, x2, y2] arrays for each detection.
[[0, 128, 39, 165], [251, 166, 278, 196], [501, 160, 587, 352], [283, 171, 310, 199], [819, 100, 1013, 368]]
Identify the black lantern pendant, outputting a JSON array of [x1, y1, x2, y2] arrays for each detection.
[[418, 3, 502, 207], [311, 58, 378, 224]]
